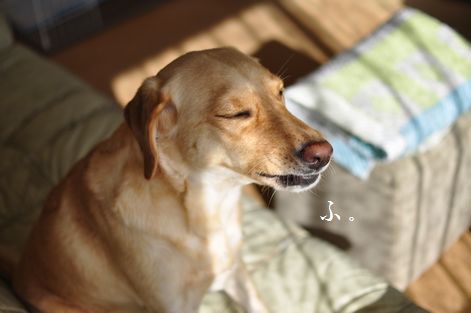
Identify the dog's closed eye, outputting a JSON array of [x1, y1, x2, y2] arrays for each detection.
[[215, 111, 252, 119], [279, 88, 284, 97]]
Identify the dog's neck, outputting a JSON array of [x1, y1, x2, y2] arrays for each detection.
[[156, 153, 251, 273], [185, 169, 243, 225], [157, 147, 252, 198], [162, 159, 247, 209], [185, 168, 249, 213], [158, 151, 251, 234]]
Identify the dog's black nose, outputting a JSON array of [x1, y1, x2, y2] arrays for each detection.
[[297, 140, 333, 170]]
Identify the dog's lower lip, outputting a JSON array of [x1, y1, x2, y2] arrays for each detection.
[[258, 172, 319, 187]]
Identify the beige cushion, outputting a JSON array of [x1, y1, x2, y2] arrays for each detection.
[[200, 196, 427, 313], [0, 43, 122, 252]]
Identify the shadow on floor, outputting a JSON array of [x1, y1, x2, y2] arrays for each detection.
[[253, 40, 321, 87], [356, 287, 431, 313], [51, 0, 259, 98], [406, 0, 471, 40]]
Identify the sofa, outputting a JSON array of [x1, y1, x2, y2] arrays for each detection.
[[0, 13, 426, 312]]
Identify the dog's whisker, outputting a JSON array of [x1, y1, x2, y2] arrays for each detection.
[[268, 189, 277, 207], [328, 164, 337, 175], [279, 74, 291, 83], [307, 188, 319, 198], [276, 53, 294, 78]]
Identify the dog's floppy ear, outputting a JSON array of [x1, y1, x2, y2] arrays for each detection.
[[124, 76, 173, 180]]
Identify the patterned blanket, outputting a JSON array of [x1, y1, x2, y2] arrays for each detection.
[[286, 8, 471, 178]]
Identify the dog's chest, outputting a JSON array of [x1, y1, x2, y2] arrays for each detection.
[[186, 183, 243, 274], [204, 211, 242, 274]]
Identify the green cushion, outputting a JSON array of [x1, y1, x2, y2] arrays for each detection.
[[200, 196, 426, 313], [0, 44, 122, 251], [0, 14, 13, 51], [0, 280, 27, 313]]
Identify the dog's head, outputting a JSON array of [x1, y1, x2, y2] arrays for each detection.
[[125, 47, 332, 192]]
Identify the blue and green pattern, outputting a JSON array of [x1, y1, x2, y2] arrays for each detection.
[[286, 8, 471, 178]]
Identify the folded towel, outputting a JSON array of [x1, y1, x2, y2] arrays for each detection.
[[286, 8, 471, 178]]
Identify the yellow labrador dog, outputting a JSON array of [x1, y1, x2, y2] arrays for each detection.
[[10, 47, 332, 313]]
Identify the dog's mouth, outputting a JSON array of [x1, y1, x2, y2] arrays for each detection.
[[257, 172, 320, 189]]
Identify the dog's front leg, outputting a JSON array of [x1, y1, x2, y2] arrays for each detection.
[[223, 263, 269, 313]]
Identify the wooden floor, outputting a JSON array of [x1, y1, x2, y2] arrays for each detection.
[[44, 0, 471, 312], [406, 231, 471, 313], [50, 0, 402, 106]]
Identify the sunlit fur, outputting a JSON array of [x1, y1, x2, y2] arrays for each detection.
[[12, 47, 330, 313]]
